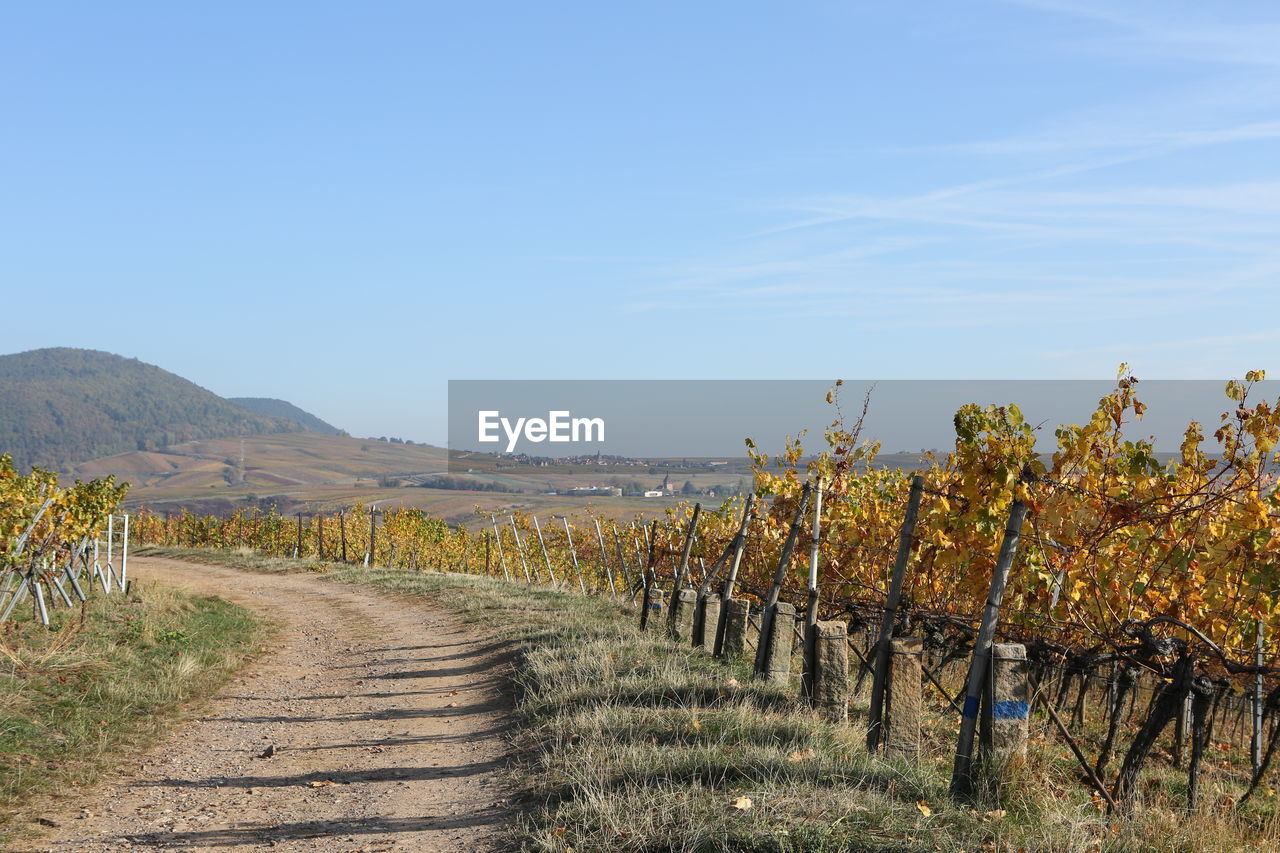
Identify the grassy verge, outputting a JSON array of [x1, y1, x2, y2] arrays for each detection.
[[136, 546, 1280, 852], [0, 577, 269, 844]]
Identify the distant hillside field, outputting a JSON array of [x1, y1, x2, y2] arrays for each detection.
[[0, 348, 302, 472], [228, 397, 342, 435], [76, 431, 731, 525], [79, 432, 448, 495]]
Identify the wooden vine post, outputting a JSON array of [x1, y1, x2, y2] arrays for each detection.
[[594, 518, 617, 595], [753, 484, 812, 681], [339, 512, 348, 562], [666, 503, 701, 632], [713, 493, 755, 657], [802, 480, 824, 700], [639, 520, 659, 613], [561, 516, 586, 594], [491, 520, 511, 582], [611, 525, 635, 598], [532, 517, 558, 585], [509, 515, 533, 584], [867, 475, 924, 751], [631, 522, 647, 583], [949, 498, 1028, 798], [1255, 620, 1266, 774], [678, 496, 754, 652]]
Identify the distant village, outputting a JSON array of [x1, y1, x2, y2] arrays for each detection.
[[487, 451, 735, 470], [563, 472, 698, 499], [434, 450, 751, 498]]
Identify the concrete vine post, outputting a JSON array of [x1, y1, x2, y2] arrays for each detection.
[[121, 513, 129, 586], [949, 499, 1028, 799], [867, 475, 924, 751], [692, 501, 754, 648], [753, 484, 812, 681]]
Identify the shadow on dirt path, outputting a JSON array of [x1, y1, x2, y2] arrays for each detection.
[[15, 556, 514, 852]]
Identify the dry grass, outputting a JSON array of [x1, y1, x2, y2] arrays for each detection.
[[136, 546, 1280, 852], [0, 578, 269, 844]]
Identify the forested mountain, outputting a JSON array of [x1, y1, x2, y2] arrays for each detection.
[[0, 348, 302, 473], [227, 397, 342, 435]]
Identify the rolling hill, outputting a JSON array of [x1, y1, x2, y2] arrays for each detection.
[[228, 397, 343, 435], [4, 348, 751, 525], [0, 348, 303, 472]]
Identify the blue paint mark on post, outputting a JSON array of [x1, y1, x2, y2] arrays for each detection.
[[992, 700, 1029, 720], [962, 695, 981, 719]]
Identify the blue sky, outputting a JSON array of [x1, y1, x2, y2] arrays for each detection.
[[3, 1, 1279, 443]]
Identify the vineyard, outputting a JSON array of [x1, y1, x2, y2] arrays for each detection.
[[125, 369, 1280, 816], [0, 454, 131, 625]]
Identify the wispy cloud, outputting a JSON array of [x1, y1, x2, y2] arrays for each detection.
[[1004, 0, 1280, 68], [625, 0, 1280, 372], [943, 120, 1280, 157]]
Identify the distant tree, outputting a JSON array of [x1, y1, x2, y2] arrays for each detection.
[[681, 480, 697, 496]]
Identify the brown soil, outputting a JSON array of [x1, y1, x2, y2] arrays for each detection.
[[15, 556, 513, 852]]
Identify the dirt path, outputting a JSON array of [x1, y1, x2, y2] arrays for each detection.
[[17, 556, 513, 853]]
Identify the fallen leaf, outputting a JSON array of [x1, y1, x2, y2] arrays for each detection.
[[308, 780, 336, 788], [786, 748, 816, 763], [916, 800, 932, 817], [729, 796, 753, 811]]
